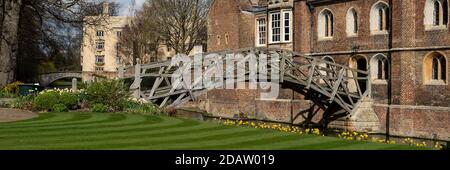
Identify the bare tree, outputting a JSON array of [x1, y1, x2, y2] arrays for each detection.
[[0, 0, 22, 87], [143, 0, 210, 54], [119, 7, 160, 65], [0, 0, 119, 87]]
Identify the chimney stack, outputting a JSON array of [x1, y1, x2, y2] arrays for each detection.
[[102, 2, 109, 16], [250, 0, 260, 6]]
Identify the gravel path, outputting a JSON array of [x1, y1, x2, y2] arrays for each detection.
[[0, 108, 38, 123]]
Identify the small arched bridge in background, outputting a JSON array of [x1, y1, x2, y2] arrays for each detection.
[[37, 72, 82, 87], [123, 47, 373, 117]]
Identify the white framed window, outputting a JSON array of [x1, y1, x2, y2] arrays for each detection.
[[96, 30, 104, 37], [268, 10, 292, 44], [346, 8, 358, 36], [370, 54, 389, 84], [95, 55, 105, 64], [117, 31, 122, 37], [370, 2, 390, 34], [270, 12, 281, 43], [283, 11, 292, 42], [256, 18, 267, 46], [96, 42, 105, 50], [424, 0, 448, 30], [318, 9, 334, 40]]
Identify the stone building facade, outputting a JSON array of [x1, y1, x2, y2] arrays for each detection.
[[81, 3, 204, 82], [81, 2, 129, 81], [206, 0, 450, 140]]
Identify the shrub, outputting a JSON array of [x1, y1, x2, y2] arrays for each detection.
[[33, 91, 60, 111], [52, 104, 68, 112], [0, 81, 23, 98], [85, 80, 130, 112], [32, 89, 80, 111], [59, 92, 79, 109], [122, 98, 159, 115], [91, 103, 109, 113]]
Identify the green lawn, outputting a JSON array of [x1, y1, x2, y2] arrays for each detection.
[[0, 112, 424, 150]]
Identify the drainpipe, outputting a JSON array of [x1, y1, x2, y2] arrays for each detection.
[[386, 0, 393, 141], [307, 2, 315, 55]]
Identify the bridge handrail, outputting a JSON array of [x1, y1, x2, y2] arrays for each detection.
[[38, 71, 82, 76], [136, 47, 369, 75]]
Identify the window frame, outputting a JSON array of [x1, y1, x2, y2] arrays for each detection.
[[283, 10, 292, 42], [96, 30, 104, 37], [95, 55, 105, 64], [96, 41, 105, 51], [256, 17, 267, 47], [370, 54, 390, 84], [318, 9, 334, 41], [269, 12, 281, 43], [268, 9, 292, 44], [425, 0, 448, 30], [346, 8, 359, 37], [370, 2, 390, 35], [423, 52, 448, 85]]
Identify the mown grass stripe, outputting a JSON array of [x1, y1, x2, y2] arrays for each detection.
[[0, 115, 166, 139], [0, 113, 80, 128], [282, 140, 366, 150], [0, 113, 105, 131], [0, 120, 214, 147], [0, 114, 130, 137], [0, 113, 158, 133], [237, 136, 338, 150], [141, 131, 293, 150], [199, 135, 320, 150], [0, 113, 56, 124], [0, 113, 69, 126], [0, 117, 199, 148], [9, 125, 259, 150], [0, 112, 425, 150], [328, 142, 407, 150]]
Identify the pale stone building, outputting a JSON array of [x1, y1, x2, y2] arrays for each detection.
[[81, 2, 205, 81], [81, 2, 129, 81]]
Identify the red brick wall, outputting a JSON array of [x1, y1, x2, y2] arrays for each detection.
[[203, 0, 450, 139], [374, 105, 450, 140], [207, 0, 241, 52]]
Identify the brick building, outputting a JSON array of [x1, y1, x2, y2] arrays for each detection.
[[206, 0, 450, 140]]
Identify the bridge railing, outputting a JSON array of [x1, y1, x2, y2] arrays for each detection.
[[125, 48, 371, 115]]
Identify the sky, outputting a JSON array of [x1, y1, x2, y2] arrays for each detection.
[[115, 0, 145, 16]]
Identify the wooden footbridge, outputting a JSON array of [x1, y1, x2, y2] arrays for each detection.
[[120, 48, 371, 115]]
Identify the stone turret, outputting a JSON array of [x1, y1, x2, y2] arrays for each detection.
[[102, 2, 109, 16]]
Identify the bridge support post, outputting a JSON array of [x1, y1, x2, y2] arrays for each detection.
[[72, 78, 77, 91], [118, 65, 124, 79], [130, 59, 142, 99], [328, 98, 380, 133]]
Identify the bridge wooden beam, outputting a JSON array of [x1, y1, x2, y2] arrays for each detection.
[[329, 69, 345, 102]]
